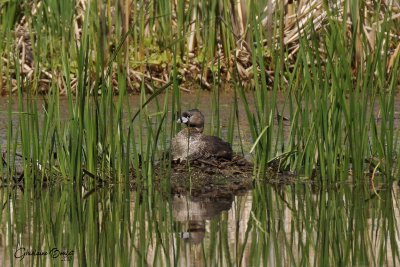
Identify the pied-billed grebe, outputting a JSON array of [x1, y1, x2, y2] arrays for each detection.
[[171, 109, 233, 161]]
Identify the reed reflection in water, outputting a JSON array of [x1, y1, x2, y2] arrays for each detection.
[[1, 178, 399, 266]]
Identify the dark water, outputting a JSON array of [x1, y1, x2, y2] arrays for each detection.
[[1, 92, 400, 266], [1, 180, 399, 266]]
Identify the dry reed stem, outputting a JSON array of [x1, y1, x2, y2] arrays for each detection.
[[1, 0, 399, 94]]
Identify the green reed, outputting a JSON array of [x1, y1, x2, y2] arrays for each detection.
[[234, 2, 400, 182], [0, 0, 397, 192], [3, 175, 400, 266], [1, 0, 400, 266]]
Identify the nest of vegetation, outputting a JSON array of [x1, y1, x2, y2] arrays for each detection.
[[144, 153, 297, 197], [164, 155, 254, 197], [1, 148, 384, 194], [1, 0, 399, 95]]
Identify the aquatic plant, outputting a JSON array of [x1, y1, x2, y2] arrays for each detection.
[[1, 1, 400, 266]]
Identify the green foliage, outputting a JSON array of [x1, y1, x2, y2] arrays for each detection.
[[0, 0, 400, 266]]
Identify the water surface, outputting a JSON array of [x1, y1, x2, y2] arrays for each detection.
[[1, 179, 399, 266], [1, 92, 400, 266]]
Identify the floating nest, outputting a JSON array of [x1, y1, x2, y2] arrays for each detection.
[[152, 154, 254, 198], [2, 149, 297, 194]]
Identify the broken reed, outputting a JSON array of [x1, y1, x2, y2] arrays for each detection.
[[1, 2, 400, 265], [0, 0, 399, 185], [236, 2, 400, 182]]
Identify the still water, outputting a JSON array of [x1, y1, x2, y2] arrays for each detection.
[[1, 92, 400, 266], [1, 180, 400, 266]]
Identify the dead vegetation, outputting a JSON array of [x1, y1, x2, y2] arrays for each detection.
[[0, 0, 399, 94]]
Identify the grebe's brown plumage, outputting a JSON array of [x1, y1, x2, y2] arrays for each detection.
[[171, 109, 233, 161]]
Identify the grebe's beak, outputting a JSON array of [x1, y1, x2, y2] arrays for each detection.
[[177, 116, 189, 124]]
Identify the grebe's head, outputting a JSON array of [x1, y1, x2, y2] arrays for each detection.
[[177, 109, 204, 132]]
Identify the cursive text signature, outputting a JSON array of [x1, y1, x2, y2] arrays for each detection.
[[14, 247, 74, 261]]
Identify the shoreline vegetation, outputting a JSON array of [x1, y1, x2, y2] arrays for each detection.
[[2, 2, 400, 265], [0, 0, 399, 95], [0, 0, 400, 185]]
